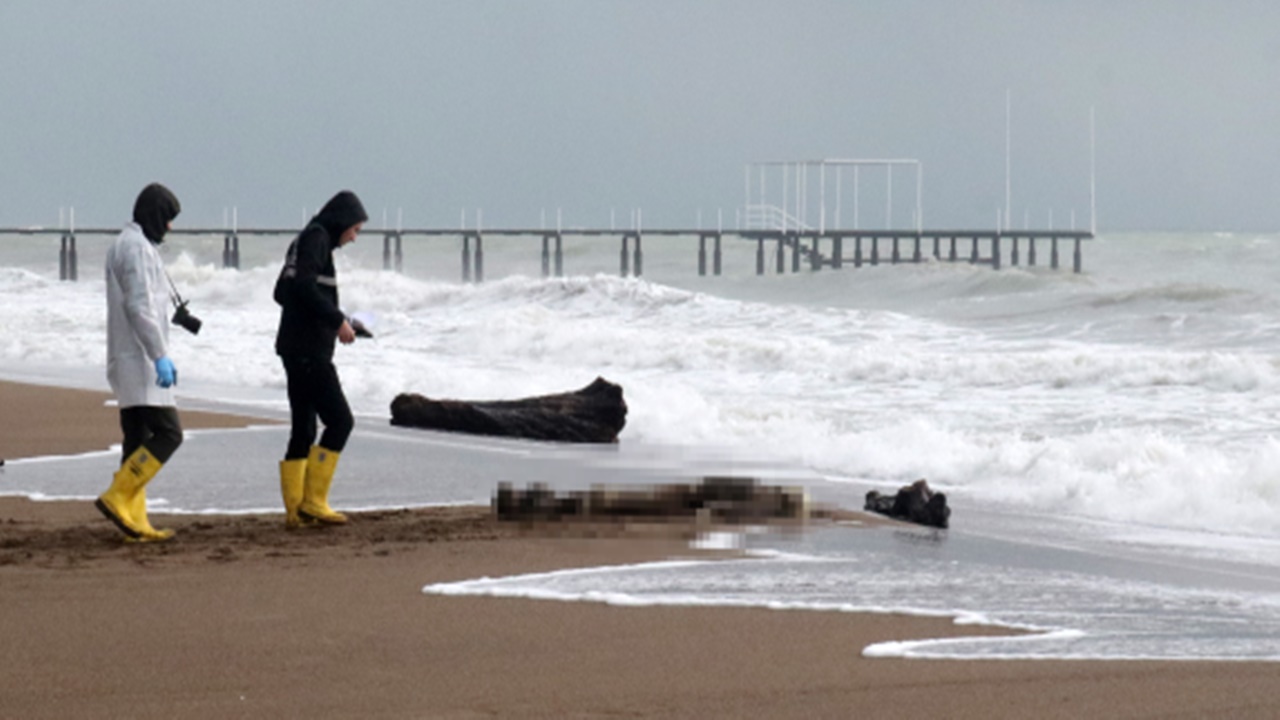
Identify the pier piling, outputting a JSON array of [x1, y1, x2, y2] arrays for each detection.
[[461, 234, 471, 282], [59, 233, 77, 281]]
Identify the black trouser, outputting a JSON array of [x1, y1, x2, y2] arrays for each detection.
[[281, 355, 353, 460], [119, 406, 184, 465]]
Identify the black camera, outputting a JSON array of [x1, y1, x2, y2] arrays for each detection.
[[172, 301, 203, 335]]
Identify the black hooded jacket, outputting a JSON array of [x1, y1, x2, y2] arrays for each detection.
[[274, 191, 369, 359], [133, 183, 181, 244]]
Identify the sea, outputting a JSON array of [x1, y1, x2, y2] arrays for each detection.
[[4, 227, 1280, 662]]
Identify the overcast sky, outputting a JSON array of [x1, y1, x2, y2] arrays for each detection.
[[1, 0, 1277, 233]]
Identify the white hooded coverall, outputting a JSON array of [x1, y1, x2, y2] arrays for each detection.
[[105, 221, 175, 408]]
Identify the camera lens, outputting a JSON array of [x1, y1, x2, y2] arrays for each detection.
[[173, 305, 202, 335]]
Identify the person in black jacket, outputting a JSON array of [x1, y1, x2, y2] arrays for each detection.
[[273, 190, 368, 529]]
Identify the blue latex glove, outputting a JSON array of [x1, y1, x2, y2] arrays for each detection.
[[154, 356, 177, 388]]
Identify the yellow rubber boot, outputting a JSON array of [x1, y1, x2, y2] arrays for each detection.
[[95, 446, 173, 542], [298, 446, 348, 525], [127, 486, 175, 542], [280, 458, 309, 530]]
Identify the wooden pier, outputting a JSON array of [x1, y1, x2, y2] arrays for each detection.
[[2, 226, 1092, 282]]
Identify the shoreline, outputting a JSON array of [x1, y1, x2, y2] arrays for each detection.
[[4, 378, 1280, 718]]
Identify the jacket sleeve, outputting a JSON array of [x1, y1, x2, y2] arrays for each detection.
[[114, 240, 168, 361], [290, 227, 346, 330]]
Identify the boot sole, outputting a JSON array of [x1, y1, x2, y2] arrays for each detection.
[[123, 531, 175, 544], [285, 514, 319, 530], [94, 498, 143, 540], [297, 508, 348, 525]]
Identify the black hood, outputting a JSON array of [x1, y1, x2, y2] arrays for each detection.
[[133, 183, 181, 244], [310, 190, 368, 248]]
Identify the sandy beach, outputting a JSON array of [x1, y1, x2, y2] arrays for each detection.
[[2, 380, 1279, 719]]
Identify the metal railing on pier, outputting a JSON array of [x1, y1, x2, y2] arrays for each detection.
[[2, 226, 1093, 282]]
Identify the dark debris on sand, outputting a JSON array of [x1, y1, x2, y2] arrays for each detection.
[[0, 505, 509, 571]]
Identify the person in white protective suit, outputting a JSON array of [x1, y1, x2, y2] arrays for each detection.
[[96, 182, 185, 542]]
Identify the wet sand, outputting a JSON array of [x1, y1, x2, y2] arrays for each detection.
[[3, 379, 1279, 719]]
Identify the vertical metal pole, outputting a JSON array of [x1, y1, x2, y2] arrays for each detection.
[[1005, 88, 1012, 232], [916, 161, 923, 233], [59, 234, 68, 280], [713, 233, 722, 275], [541, 235, 550, 278], [782, 165, 789, 232], [835, 166, 842, 230], [475, 234, 484, 283], [913, 233, 922, 263], [752, 165, 762, 212], [891, 236, 900, 264], [819, 162, 826, 234], [1029, 237, 1037, 266], [1074, 237, 1083, 273], [949, 236, 957, 262], [555, 233, 563, 277], [970, 237, 979, 264], [870, 237, 879, 266], [68, 234, 77, 281], [394, 233, 403, 272], [993, 234, 1002, 270], [886, 165, 892, 229], [832, 236, 843, 269], [620, 235, 630, 277], [633, 234, 643, 277], [1090, 106, 1097, 237], [775, 236, 785, 274], [698, 235, 707, 276], [788, 163, 798, 228], [853, 166, 860, 230], [383, 233, 392, 270], [756, 237, 764, 276], [1052, 237, 1060, 269], [1011, 236, 1020, 266]]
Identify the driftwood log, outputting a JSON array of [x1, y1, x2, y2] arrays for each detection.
[[389, 377, 627, 443], [864, 479, 950, 529], [494, 476, 808, 524]]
